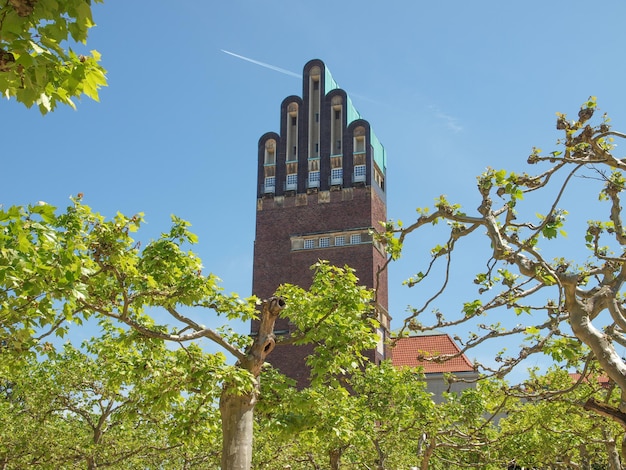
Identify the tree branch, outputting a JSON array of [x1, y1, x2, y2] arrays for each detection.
[[584, 398, 626, 428]]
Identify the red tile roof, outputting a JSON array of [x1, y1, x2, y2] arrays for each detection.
[[390, 334, 475, 373], [569, 373, 611, 388]]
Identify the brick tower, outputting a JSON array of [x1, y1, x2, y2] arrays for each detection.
[[252, 59, 389, 386]]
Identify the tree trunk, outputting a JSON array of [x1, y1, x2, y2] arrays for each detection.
[[604, 432, 621, 470], [329, 448, 342, 470], [220, 386, 257, 470], [579, 443, 591, 470], [87, 456, 97, 470], [219, 297, 285, 470], [419, 435, 436, 470], [374, 439, 386, 470]]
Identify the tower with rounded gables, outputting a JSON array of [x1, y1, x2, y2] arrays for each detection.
[[252, 59, 389, 386]]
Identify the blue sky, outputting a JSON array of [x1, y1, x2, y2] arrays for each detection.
[[3, 1, 626, 377]]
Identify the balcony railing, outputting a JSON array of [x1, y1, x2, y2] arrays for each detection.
[[330, 170, 343, 186], [354, 165, 366, 183]]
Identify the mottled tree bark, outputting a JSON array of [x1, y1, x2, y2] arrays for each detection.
[[603, 430, 622, 470], [220, 390, 256, 470], [219, 297, 285, 470]]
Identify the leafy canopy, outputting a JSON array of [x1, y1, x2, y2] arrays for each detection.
[[0, 0, 107, 113]]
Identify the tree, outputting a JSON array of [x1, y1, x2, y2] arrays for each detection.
[[0, 199, 378, 470], [254, 362, 505, 470], [0, 0, 107, 113], [381, 97, 626, 446], [254, 363, 420, 470], [345, 362, 435, 469], [0, 323, 223, 469], [497, 367, 623, 469]]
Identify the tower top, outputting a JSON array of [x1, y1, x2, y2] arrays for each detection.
[[300, 59, 386, 174], [302, 59, 387, 174], [257, 59, 386, 199]]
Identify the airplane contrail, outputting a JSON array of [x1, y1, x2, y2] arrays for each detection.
[[220, 50, 384, 109], [221, 50, 301, 78]]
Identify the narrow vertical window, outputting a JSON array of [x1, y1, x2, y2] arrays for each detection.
[[355, 136, 366, 153], [264, 139, 276, 165], [374, 167, 385, 191], [330, 98, 343, 157], [376, 328, 385, 354], [309, 69, 321, 160], [287, 102, 298, 162]]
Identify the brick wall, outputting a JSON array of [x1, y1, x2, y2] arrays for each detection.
[[252, 186, 387, 385]]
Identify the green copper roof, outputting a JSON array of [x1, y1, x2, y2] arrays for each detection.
[[324, 66, 340, 95], [370, 130, 386, 174], [325, 65, 386, 173], [324, 64, 362, 122], [345, 94, 362, 125]]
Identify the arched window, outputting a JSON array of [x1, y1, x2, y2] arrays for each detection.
[[308, 66, 321, 159], [286, 103, 298, 161], [264, 139, 276, 165], [331, 96, 343, 156], [263, 139, 276, 193], [353, 126, 367, 183], [353, 126, 366, 154]]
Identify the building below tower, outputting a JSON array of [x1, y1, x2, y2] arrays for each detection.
[[390, 332, 479, 403]]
